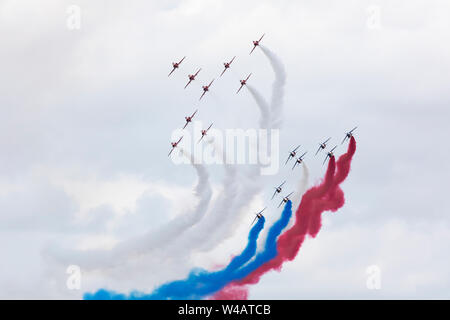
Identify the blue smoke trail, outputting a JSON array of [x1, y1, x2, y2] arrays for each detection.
[[84, 215, 265, 300], [232, 200, 292, 281], [189, 200, 292, 298], [84, 201, 292, 300]]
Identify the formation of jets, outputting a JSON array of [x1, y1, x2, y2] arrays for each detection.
[[323, 146, 337, 165], [292, 151, 307, 170], [220, 56, 235, 77], [184, 69, 201, 89], [250, 34, 265, 54], [316, 137, 331, 155], [237, 73, 252, 94], [169, 34, 264, 96], [182, 110, 197, 129], [198, 123, 213, 143], [167, 35, 265, 157], [251, 207, 267, 226], [200, 79, 215, 100], [168, 136, 183, 157], [166, 35, 357, 227], [271, 181, 286, 199], [168, 56, 185, 77], [260, 127, 357, 224], [278, 192, 294, 208], [285, 145, 301, 164], [342, 126, 357, 144]]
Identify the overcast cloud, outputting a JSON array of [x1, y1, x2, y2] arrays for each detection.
[[0, 0, 449, 299]]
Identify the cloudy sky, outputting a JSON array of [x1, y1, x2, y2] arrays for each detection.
[[1, 0, 449, 299]]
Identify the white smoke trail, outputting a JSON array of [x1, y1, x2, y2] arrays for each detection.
[[260, 45, 287, 129], [287, 163, 309, 230], [45, 149, 212, 270], [153, 84, 273, 257], [194, 45, 288, 252], [246, 85, 270, 129], [116, 137, 240, 273], [172, 140, 240, 254], [51, 44, 288, 288], [110, 149, 213, 260], [291, 163, 309, 209], [192, 50, 285, 252], [203, 166, 262, 249], [134, 46, 286, 262]]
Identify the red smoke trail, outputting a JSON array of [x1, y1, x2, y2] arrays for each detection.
[[212, 286, 248, 300], [213, 137, 356, 299], [308, 137, 356, 237]]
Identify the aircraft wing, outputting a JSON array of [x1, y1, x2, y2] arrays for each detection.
[[168, 68, 176, 77], [246, 73, 252, 81], [194, 69, 201, 77], [168, 148, 174, 157], [271, 189, 277, 200], [236, 84, 244, 94], [279, 181, 286, 188], [285, 155, 292, 165], [259, 34, 265, 42], [323, 155, 329, 165], [206, 123, 213, 131], [286, 191, 294, 198], [341, 135, 347, 144], [199, 91, 206, 100], [292, 161, 297, 170], [277, 200, 283, 208], [178, 56, 186, 64], [258, 207, 267, 215], [315, 146, 322, 156], [250, 46, 257, 55], [191, 109, 198, 118], [251, 215, 258, 226], [220, 68, 227, 77], [293, 145, 301, 152], [324, 137, 331, 144], [184, 80, 192, 89]]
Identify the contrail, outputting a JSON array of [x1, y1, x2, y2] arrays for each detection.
[[45, 149, 212, 270], [246, 85, 270, 129], [154, 44, 286, 270], [161, 138, 240, 255], [183, 44, 286, 253], [175, 43, 287, 255], [81, 136, 239, 283], [291, 163, 310, 211], [260, 45, 286, 129], [205, 43, 288, 248], [75, 44, 287, 290], [110, 149, 213, 261], [213, 138, 356, 298], [83, 216, 266, 300]]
